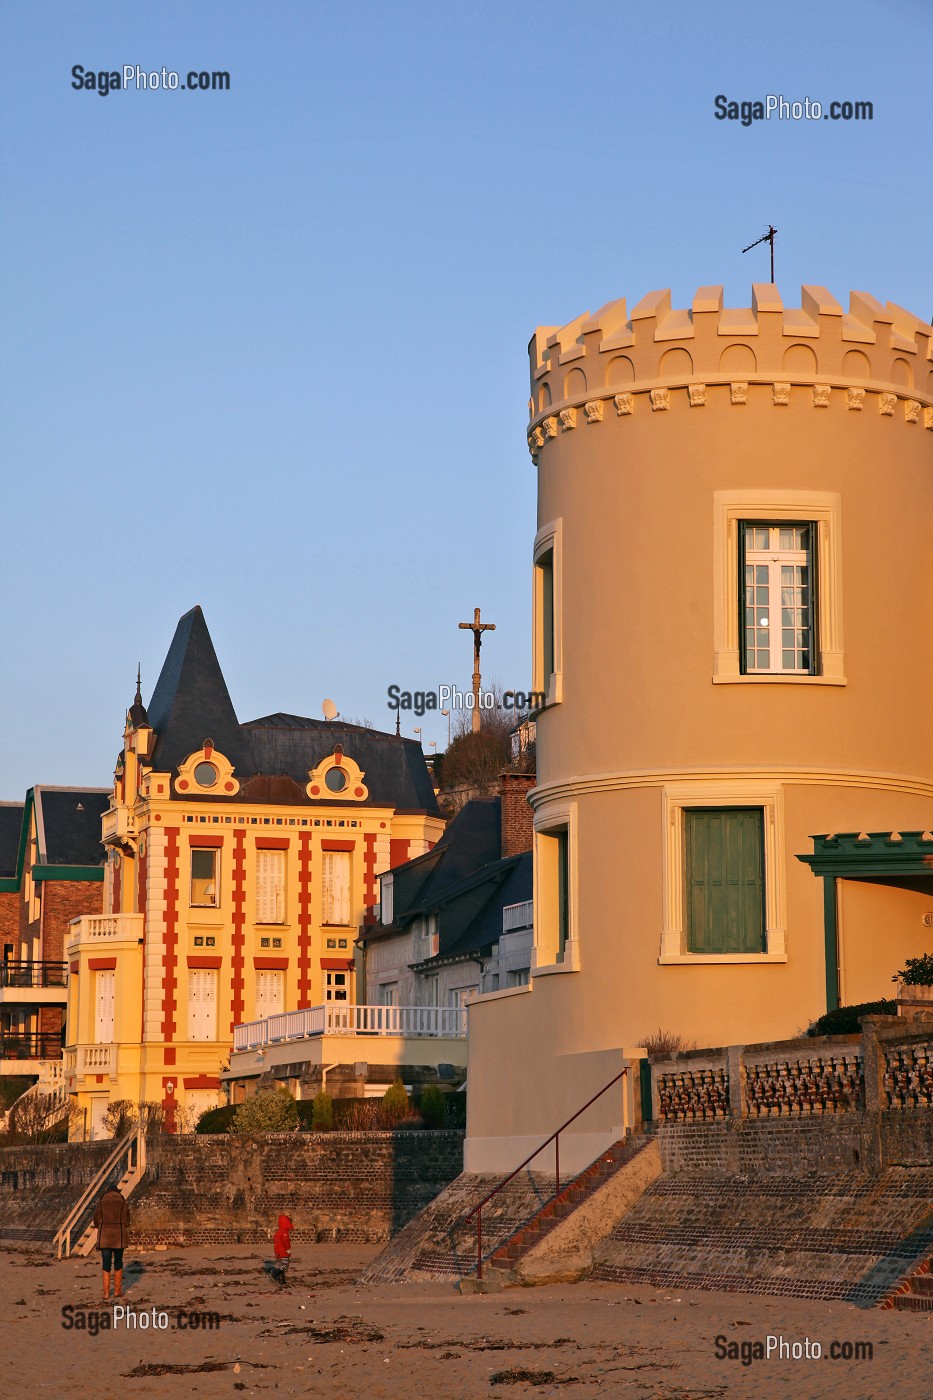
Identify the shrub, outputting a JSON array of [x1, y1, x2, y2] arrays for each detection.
[[639, 1029, 697, 1056], [336, 1098, 384, 1130], [381, 1079, 409, 1125], [418, 1085, 446, 1128], [807, 1000, 897, 1037], [231, 1088, 299, 1134], [444, 1092, 467, 1130], [195, 1104, 238, 1134], [894, 954, 933, 987], [311, 1091, 334, 1131], [103, 1099, 138, 1137], [0, 1076, 36, 1114]]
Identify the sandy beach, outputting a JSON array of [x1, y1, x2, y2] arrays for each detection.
[[1, 1242, 929, 1400]]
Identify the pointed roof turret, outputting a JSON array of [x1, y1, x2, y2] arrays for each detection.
[[147, 606, 251, 775], [128, 664, 150, 730]]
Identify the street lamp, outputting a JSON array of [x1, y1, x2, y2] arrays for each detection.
[[413, 727, 422, 745], [441, 709, 451, 748]]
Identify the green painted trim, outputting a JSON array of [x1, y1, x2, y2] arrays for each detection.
[[823, 876, 839, 1013], [32, 865, 104, 883], [0, 878, 18, 893], [1, 788, 34, 893], [639, 1058, 653, 1124], [797, 830, 933, 879]]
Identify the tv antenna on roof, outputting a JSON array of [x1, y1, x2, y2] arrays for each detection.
[[322, 698, 339, 721], [741, 224, 778, 282]]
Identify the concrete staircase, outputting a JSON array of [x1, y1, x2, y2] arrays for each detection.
[[462, 1132, 662, 1291], [53, 1128, 147, 1258]]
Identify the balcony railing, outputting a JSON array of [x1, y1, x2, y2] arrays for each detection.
[[101, 807, 136, 843], [502, 900, 533, 933], [0, 1031, 66, 1061], [68, 913, 144, 949], [64, 1043, 117, 1077], [233, 1002, 467, 1052], [0, 961, 68, 989]]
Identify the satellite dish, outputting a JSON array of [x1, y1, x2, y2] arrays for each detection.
[[322, 698, 339, 721]]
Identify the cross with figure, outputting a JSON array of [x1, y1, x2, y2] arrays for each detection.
[[458, 607, 496, 734]]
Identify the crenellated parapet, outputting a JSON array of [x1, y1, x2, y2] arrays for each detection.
[[527, 285, 933, 460]]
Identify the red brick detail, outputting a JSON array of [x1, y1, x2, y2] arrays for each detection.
[[189, 834, 224, 847], [96, 1074, 103, 1084], [188, 955, 222, 968], [162, 1076, 177, 1134], [297, 832, 313, 1009], [390, 838, 410, 869], [499, 772, 536, 858], [183, 1075, 221, 1089], [321, 839, 355, 852], [36, 880, 103, 962], [363, 832, 377, 926], [161, 827, 180, 1043], [229, 829, 246, 1033], [138, 846, 148, 1040], [164, 1048, 176, 1066], [320, 957, 354, 970], [88, 956, 117, 970], [70, 960, 79, 973], [254, 956, 289, 969], [0, 890, 18, 951], [256, 837, 289, 849]]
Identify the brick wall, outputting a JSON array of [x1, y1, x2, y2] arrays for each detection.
[[0, 891, 18, 951], [499, 772, 535, 858], [40, 880, 102, 962], [0, 1141, 114, 1242]]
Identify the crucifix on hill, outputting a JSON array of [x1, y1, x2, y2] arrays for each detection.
[[458, 607, 496, 734]]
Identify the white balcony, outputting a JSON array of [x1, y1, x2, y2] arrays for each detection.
[[502, 899, 533, 933], [65, 1043, 118, 1083], [101, 807, 136, 844], [233, 1002, 466, 1052], [68, 913, 143, 954]]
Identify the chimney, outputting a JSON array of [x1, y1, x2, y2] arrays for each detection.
[[499, 771, 535, 858]]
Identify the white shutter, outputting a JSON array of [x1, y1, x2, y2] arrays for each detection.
[[256, 970, 284, 1019], [188, 970, 218, 1041], [323, 851, 351, 925], [256, 849, 285, 924], [95, 971, 115, 1043]]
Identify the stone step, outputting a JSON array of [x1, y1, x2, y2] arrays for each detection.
[[911, 1274, 933, 1297]]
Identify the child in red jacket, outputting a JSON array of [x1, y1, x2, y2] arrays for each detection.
[[272, 1214, 293, 1286]]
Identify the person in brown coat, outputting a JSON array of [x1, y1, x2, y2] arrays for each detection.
[[93, 1185, 130, 1300]]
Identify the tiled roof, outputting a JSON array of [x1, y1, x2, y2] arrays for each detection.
[[0, 802, 24, 878], [34, 788, 110, 866]]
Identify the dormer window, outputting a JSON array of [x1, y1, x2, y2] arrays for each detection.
[[325, 766, 348, 793], [194, 762, 218, 788]]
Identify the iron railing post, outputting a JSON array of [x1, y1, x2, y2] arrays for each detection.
[[477, 1207, 483, 1280], [555, 1134, 560, 1196]]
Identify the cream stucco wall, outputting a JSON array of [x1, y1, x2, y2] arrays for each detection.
[[467, 284, 933, 1172]]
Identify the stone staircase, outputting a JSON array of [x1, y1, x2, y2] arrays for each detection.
[[486, 1133, 655, 1278]]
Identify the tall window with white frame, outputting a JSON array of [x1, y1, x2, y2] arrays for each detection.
[[537, 826, 569, 964], [190, 848, 219, 907], [256, 848, 286, 924], [322, 850, 351, 926], [740, 523, 816, 674], [188, 969, 218, 1040], [684, 808, 765, 954], [536, 547, 554, 687]]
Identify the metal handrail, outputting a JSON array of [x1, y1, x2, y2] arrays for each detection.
[[53, 1127, 143, 1259], [0, 960, 68, 988], [462, 1067, 628, 1279]]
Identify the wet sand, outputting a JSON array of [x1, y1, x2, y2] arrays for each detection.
[[2, 1242, 930, 1399]]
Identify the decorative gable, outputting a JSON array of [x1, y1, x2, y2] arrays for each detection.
[[174, 740, 240, 797], [306, 745, 368, 802]]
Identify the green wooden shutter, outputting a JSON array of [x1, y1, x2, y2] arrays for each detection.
[[685, 809, 764, 953]]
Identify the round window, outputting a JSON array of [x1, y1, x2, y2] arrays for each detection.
[[194, 762, 218, 788], [325, 766, 348, 793]]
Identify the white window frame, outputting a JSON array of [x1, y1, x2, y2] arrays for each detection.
[[713, 490, 844, 684], [256, 969, 285, 1019], [187, 969, 218, 1041], [94, 970, 115, 1043], [322, 850, 351, 926], [660, 780, 787, 964], [380, 873, 394, 925], [256, 848, 286, 925], [190, 848, 220, 907], [532, 801, 579, 974], [323, 968, 349, 1002], [742, 524, 814, 674], [533, 518, 563, 707]]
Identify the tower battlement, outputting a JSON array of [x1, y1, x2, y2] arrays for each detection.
[[527, 285, 933, 457]]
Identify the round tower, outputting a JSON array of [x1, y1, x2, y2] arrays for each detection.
[[465, 284, 933, 1173]]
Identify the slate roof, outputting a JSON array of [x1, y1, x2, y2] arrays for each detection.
[[413, 850, 533, 967], [0, 803, 24, 879], [34, 788, 110, 866], [144, 608, 438, 814]]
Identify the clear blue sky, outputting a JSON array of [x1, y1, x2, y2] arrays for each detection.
[[1, 0, 930, 797]]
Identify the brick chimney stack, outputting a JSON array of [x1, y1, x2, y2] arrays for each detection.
[[499, 771, 535, 858]]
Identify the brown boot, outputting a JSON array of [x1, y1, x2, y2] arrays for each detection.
[[102, 1271, 111, 1300], [113, 1270, 123, 1299]]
